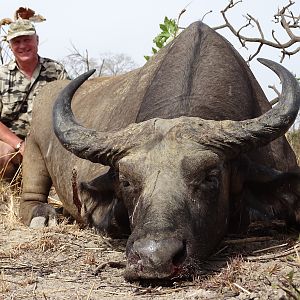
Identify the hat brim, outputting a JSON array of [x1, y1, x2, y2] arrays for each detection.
[[7, 30, 36, 41]]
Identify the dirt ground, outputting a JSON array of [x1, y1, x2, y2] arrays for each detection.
[[0, 182, 299, 300]]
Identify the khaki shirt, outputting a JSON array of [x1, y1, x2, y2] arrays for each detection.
[[0, 57, 69, 138]]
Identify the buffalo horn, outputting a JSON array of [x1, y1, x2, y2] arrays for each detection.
[[201, 58, 300, 157], [53, 70, 124, 165], [53, 69, 155, 165]]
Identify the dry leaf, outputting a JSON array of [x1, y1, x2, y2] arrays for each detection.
[[14, 7, 35, 20], [0, 18, 13, 26]]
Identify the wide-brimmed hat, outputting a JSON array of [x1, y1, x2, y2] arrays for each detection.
[[7, 19, 36, 41]]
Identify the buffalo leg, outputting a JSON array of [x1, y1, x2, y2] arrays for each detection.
[[20, 133, 54, 226]]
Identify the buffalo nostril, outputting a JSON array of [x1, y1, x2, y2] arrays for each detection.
[[126, 238, 188, 279], [130, 238, 187, 267], [172, 239, 187, 266]]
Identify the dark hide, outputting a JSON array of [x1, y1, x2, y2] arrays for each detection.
[[229, 157, 300, 232]]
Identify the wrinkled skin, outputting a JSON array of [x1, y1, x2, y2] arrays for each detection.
[[20, 21, 300, 281], [118, 139, 231, 279]]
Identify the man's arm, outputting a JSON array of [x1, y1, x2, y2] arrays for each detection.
[[0, 121, 25, 154]]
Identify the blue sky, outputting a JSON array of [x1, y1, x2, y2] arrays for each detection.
[[1, 0, 299, 98]]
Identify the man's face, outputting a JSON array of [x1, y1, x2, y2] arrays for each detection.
[[9, 34, 38, 64]]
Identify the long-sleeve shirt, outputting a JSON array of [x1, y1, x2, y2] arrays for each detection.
[[0, 56, 69, 138]]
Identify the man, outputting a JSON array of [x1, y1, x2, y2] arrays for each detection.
[[0, 19, 69, 178]]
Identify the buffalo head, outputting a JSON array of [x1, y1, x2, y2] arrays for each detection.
[[52, 58, 300, 280]]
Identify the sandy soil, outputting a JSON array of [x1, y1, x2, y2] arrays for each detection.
[[0, 184, 299, 300]]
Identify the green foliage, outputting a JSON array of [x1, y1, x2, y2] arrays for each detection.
[[145, 17, 180, 61]]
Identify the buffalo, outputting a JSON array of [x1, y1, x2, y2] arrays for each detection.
[[20, 21, 300, 280]]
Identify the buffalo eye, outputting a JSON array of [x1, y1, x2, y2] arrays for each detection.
[[190, 168, 220, 191], [203, 169, 220, 189], [119, 175, 132, 189], [121, 180, 131, 188]]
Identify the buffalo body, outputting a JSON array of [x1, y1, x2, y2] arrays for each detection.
[[21, 22, 300, 280]]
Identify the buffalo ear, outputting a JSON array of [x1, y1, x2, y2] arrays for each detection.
[[230, 157, 300, 231], [80, 169, 130, 237], [245, 169, 300, 230]]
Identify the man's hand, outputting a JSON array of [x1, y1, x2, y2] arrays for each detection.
[[16, 140, 25, 156]]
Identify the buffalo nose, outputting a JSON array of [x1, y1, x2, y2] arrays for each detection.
[[127, 237, 187, 278]]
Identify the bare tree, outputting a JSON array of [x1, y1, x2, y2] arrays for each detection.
[[99, 53, 137, 76], [61, 48, 138, 79], [60, 43, 99, 79], [211, 0, 300, 62]]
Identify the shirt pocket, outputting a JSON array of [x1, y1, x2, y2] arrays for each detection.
[[1, 90, 27, 122]]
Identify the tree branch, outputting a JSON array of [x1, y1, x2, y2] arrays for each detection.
[[212, 0, 300, 62]]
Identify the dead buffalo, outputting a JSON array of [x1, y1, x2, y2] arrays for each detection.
[[20, 21, 300, 280]]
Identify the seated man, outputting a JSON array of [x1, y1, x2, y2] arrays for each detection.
[[0, 19, 69, 179]]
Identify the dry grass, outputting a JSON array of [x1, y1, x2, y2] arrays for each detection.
[[0, 178, 22, 230], [0, 135, 300, 299], [287, 130, 300, 164]]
